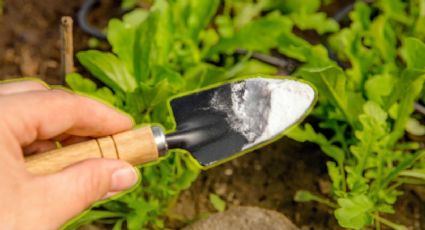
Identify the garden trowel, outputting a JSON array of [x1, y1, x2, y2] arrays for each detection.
[[25, 77, 316, 175]]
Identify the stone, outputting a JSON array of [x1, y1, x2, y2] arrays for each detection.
[[183, 206, 300, 230]]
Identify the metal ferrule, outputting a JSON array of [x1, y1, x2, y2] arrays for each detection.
[[151, 126, 168, 156]]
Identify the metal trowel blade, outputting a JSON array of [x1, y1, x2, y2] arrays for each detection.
[[166, 77, 316, 167]]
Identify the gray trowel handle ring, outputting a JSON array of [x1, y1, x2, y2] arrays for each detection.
[[151, 126, 168, 156], [24, 126, 167, 175]]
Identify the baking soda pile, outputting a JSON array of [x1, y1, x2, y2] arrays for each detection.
[[211, 78, 315, 149]]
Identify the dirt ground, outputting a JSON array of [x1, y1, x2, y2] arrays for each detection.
[[171, 138, 425, 230], [0, 1, 424, 229]]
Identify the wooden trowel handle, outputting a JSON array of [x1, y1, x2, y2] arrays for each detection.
[[25, 126, 167, 175]]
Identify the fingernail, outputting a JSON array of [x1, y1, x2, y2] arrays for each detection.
[[110, 167, 138, 192]]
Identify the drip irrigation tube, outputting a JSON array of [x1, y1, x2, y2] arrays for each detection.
[[77, 0, 107, 40]]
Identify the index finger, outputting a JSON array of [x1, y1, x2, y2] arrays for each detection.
[[0, 89, 134, 146]]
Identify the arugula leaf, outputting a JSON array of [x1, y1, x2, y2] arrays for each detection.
[[209, 193, 226, 212], [291, 12, 339, 34], [369, 15, 397, 62], [294, 190, 337, 208], [387, 69, 425, 144], [133, 11, 160, 83], [297, 65, 361, 127], [364, 74, 396, 106], [377, 0, 412, 25], [185, 0, 220, 42], [210, 12, 293, 54], [334, 195, 374, 229], [107, 18, 137, 74], [265, 0, 321, 14], [400, 37, 425, 69], [288, 124, 345, 164], [77, 51, 136, 93], [66, 72, 96, 92]]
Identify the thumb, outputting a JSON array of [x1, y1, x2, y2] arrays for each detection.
[[29, 159, 139, 228]]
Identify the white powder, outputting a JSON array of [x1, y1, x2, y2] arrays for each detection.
[[210, 78, 315, 149], [245, 78, 315, 149]]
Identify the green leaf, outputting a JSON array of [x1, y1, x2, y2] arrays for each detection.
[[294, 190, 316, 202], [107, 19, 137, 74], [106, 9, 149, 74], [183, 63, 227, 90], [288, 124, 345, 164], [133, 10, 160, 83], [369, 15, 397, 62], [291, 12, 339, 35], [376, 0, 412, 24], [209, 193, 226, 212], [327, 161, 344, 194], [350, 101, 388, 174], [297, 66, 356, 127], [121, 0, 138, 10], [151, 66, 185, 91], [276, 30, 313, 62], [387, 69, 425, 145], [186, 0, 220, 42], [399, 169, 425, 180], [400, 37, 425, 70], [334, 195, 374, 230], [231, 0, 266, 29], [210, 12, 293, 54], [294, 190, 337, 208], [327, 2, 375, 89], [365, 74, 396, 106], [379, 151, 425, 188], [234, 59, 277, 77], [77, 50, 136, 93], [112, 219, 124, 230], [152, 0, 174, 66], [215, 15, 234, 38], [265, 0, 320, 14], [65, 73, 96, 92], [123, 8, 149, 26]]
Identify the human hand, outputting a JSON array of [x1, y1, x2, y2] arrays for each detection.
[[0, 80, 139, 229]]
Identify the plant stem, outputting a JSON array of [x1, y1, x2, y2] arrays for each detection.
[[372, 214, 407, 230], [375, 212, 381, 230], [60, 16, 75, 84], [310, 195, 338, 209], [399, 170, 425, 180]]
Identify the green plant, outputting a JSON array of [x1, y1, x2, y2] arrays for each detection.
[[64, 0, 222, 229], [63, 0, 281, 229], [209, 193, 226, 212], [286, 2, 425, 229], [205, 0, 425, 229], [63, 0, 425, 229]]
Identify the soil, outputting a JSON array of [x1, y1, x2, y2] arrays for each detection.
[[0, 0, 117, 84], [0, 1, 424, 230], [171, 138, 425, 230]]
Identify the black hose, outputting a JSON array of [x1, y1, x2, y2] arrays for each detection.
[[77, 0, 107, 40], [332, 2, 355, 22]]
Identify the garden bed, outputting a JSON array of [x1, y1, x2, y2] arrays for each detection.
[[1, 0, 425, 229]]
